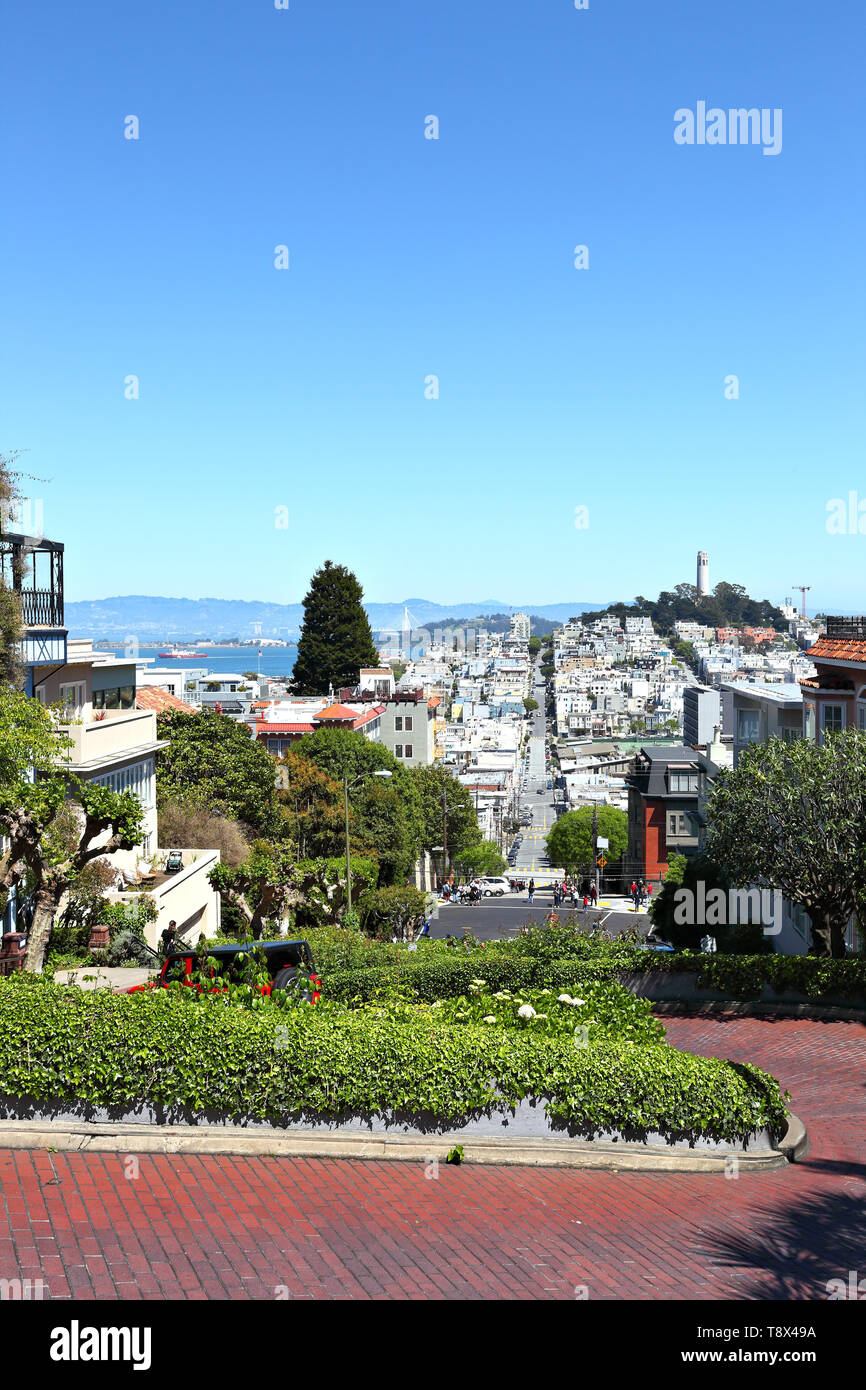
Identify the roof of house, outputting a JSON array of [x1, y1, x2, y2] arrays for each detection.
[[806, 639, 866, 663], [255, 722, 316, 735], [135, 686, 194, 713], [315, 702, 363, 721]]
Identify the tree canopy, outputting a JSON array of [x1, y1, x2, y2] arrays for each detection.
[[545, 806, 628, 873], [409, 763, 482, 859], [580, 581, 785, 635], [291, 560, 380, 695], [156, 709, 279, 835], [706, 731, 866, 957]]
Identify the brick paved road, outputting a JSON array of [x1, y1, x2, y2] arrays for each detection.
[[0, 1014, 863, 1300]]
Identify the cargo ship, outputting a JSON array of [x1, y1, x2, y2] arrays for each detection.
[[157, 645, 208, 659]]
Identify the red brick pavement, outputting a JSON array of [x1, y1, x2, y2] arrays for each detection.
[[0, 1013, 863, 1301]]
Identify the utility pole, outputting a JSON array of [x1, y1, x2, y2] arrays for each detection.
[[343, 771, 353, 916], [592, 804, 599, 900], [442, 785, 448, 886]]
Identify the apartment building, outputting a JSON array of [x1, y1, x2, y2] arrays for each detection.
[[625, 746, 718, 883]]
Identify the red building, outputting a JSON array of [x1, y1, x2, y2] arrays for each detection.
[[624, 746, 718, 883]]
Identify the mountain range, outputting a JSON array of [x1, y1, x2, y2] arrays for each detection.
[[64, 596, 616, 641]]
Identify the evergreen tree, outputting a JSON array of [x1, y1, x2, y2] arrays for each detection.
[[292, 561, 380, 695]]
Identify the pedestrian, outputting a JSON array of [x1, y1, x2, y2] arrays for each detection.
[[646, 883, 653, 905], [418, 918, 431, 938], [528, 878, 535, 903], [631, 881, 640, 912], [590, 883, 598, 906], [582, 893, 589, 910], [637, 878, 646, 906], [159, 919, 178, 957]]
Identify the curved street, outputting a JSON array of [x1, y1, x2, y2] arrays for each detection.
[[1, 1012, 862, 1301]]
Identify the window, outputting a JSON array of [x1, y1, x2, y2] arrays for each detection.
[[93, 685, 135, 710], [822, 704, 844, 734], [667, 811, 697, 838], [780, 727, 801, 744], [404, 744, 413, 759], [858, 703, 866, 731], [59, 682, 85, 717], [395, 744, 403, 758], [668, 772, 698, 793], [737, 709, 760, 744], [395, 716, 403, 731], [405, 716, 413, 732]]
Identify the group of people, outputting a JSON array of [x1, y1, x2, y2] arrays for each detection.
[[629, 879, 653, 911], [441, 879, 484, 905]]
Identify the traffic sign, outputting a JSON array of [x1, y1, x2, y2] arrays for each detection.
[[597, 855, 607, 868]]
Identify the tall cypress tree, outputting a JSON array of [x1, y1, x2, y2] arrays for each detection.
[[292, 560, 380, 695]]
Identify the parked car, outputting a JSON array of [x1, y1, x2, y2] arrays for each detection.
[[126, 940, 321, 1000], [480, 876, 510, 896]]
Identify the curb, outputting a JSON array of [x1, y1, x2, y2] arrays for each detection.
[[0, 1117, 801, 1172], [650, 999, 866, 1023], [777, 1112, 809, 1163]]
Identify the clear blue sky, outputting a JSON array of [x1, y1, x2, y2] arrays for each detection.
[[2, 0, 863, 613]]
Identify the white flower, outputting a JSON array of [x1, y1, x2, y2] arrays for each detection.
[[571, 998, 585, 1007], [538, 989, 551, 996], [482, 1015, 497, 1024], [471, 978, 486, 986], [517, 1004, 536, 1020], [557, 993, 573, 1004]]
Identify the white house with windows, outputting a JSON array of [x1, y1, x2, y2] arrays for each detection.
[[30, 639, 222, 948]]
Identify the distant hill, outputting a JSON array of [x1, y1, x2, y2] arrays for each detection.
[[64, 596, 615, 642]]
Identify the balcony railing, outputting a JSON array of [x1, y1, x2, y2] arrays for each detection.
[[825, 616, 866, 640], [21, 588, 64, 628]]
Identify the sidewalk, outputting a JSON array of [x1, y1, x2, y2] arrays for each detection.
[[52, 966, 153, 991]]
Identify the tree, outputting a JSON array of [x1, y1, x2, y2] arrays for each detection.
[[209, 842, 377, 937], [361, 884, 429, 941], [706, 732, 866, 958], [276, 750, 348, 858], [156, 709, 279, 834], [528, 637, 542, 656], [291, 727, 422, 884], [545, 807, 628, 875], [524, 697, 539, 713], [291, 560, 379, 695], [454, 840, 506, 876], [409, 764, 481, 860], [0, 771, 143, 972]]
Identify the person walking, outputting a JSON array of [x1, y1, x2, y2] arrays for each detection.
[[590, 882, 598, 906], [631, 881, 640, 912], [528, 878, 536, 903], [637, 878, 646, 906], [159, 919, 178, 957]]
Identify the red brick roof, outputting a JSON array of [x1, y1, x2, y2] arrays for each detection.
[[315, 702, 363, 721], [806, 639, 866, 662], [255, 722, 315, 735], [135, 686, 194, 713]]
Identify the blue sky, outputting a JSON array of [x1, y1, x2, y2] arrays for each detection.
[[2, 0, 863, 613]]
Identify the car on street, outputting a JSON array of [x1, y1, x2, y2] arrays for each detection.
[[480, 876, 510, 896]]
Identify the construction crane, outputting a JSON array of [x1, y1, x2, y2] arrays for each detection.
[[792, 586, 811, 618]]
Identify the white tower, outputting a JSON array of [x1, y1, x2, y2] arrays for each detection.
[[696, 551, 709, 597]]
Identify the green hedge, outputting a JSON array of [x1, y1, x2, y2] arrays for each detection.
[[319, 933, 866, 1005], [625, 952, 866, 1000], [323, 955, 620, 1004], [0, 976, 788, 1142]]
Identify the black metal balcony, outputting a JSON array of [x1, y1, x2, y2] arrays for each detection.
[[824, 616, 866, 641], [0, 532, 64, 629]]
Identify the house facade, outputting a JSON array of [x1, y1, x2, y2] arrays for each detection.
[[625, 746, 718, 883]]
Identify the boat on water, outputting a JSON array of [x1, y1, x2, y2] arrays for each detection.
[[157, 645, 208, 659]]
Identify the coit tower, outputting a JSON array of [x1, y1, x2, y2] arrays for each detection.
[[696, 550, 709, 596]]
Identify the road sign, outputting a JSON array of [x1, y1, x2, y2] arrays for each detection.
[[597, 855, 607, 868], [597, 837, 609, 850]]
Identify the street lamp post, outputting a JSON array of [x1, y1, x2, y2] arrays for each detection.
[[343, 767, 392, 919]]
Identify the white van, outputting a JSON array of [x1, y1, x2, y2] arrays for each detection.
[[480, 876, 511, 896]]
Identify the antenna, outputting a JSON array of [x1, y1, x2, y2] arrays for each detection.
[[792, 586, 811, 619]]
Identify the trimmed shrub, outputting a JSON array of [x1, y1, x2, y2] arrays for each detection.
[[0, 975, 788, 1142]]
